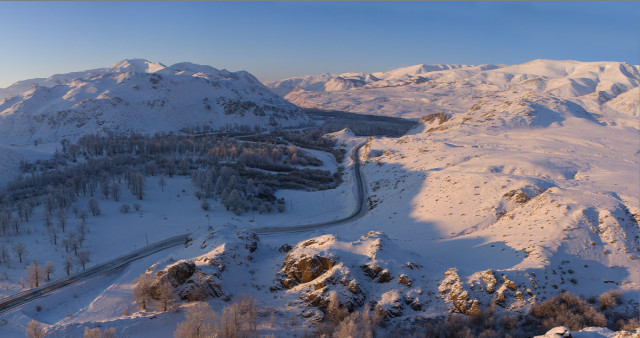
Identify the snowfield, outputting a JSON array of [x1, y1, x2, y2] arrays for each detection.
[[0, 59, 639, 336]]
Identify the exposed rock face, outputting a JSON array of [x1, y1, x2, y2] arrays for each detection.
[[439, 268, 537, 315], [236, 230, 259, 253], [377, 290, 404, 318], [274, 231, 426, 319], [159, 260, 196, 286], [361, 262, 392, 283], [438, 268, 480, 315], [279, 254, 336, 289]]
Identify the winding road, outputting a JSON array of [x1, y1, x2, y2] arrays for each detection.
[[254, 142, 367, 235], [0, 142, 367, 315]]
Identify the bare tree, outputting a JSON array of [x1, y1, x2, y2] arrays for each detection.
[[174, 302, 217, 338], [77, 251, 90, 270], [79, 209, 88, 222], [101, 180, 111, 200], [64, 256, 73, 275], [13, 242, 27, 263], [57, 210, 67, 232], [227, 189, 243, 215], [221, 189, 229, 209], [12, 217, 20, 234], [133, 273, 153, 311], [327, 292, 348, 324], [133, 203, 141, 212], [48, 227, 58, 245], [26, 262, 44, 288], [77, 221, 87, 244], [24, 203, 33, 222], [159, 175, 166, 192], [214, 176, 224, 198], [44, 261, 55, 281], [0, 244, 9, 264], [67, 234, 80, 255], [43, 212, 52, 228], [111, 181, 121, 202], [25, 320, 46, 338], [156, 279, 176, 312], [88, 198, 100, 216], [0, 211, 10, 235]]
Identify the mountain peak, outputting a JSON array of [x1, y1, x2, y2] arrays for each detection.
[[107, 59, 167, 74]]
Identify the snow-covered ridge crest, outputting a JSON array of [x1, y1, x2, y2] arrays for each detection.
[[0, 59, 309, 144]]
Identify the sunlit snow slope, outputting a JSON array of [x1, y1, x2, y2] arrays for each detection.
[[268, 60, 639, 119]]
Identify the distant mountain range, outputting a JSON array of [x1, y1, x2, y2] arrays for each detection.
[[267, 59, 640, 119], [0, 59, 308, 144]]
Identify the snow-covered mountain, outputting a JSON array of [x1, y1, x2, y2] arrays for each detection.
[[1, 59, 638, 336], [268, 60, 640, 119], [0, 59, 309, 143]]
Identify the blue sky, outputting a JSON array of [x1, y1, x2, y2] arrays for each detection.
[[0, 1, 637, 87]]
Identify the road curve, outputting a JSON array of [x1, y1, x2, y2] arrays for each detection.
[[254, 142, 368, 235], [0, 234, 190, 315]]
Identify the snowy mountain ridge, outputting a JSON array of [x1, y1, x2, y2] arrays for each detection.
[[0, 59, 308, 144], [268, 59, 640, 119]]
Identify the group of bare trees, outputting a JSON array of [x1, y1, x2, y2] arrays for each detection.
[[24, 261, 54, 288], [22, 253, 88, 289], [2, 130, 339, 225], [26, 320, 116, 338], [173, 296, 258, 338]]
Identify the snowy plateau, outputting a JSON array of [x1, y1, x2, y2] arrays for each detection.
[[0, 59, 638, 337]]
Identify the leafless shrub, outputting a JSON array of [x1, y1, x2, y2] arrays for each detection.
[[598, 290, 621, 310], [84, 327, 116, 338], [119, 204, 131, 214], [616, 317, 640, 331], [528, 292, 606, 331], [25, 320, 46, 338]]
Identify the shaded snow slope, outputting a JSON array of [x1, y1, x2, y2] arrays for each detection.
[[0, 59, 309, 144]]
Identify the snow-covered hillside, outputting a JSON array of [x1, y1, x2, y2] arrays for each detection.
[[268, 60, 640, 119], [0, 59, 309, 144]]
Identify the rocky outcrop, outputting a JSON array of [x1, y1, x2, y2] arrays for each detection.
[[440, 268, 537, 315], [146, 260, 224, 302], [274, 232, 426, 320], [142, 225, 259, 303], [303, 268, 366, 312], [361, 262, 392, 283]]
